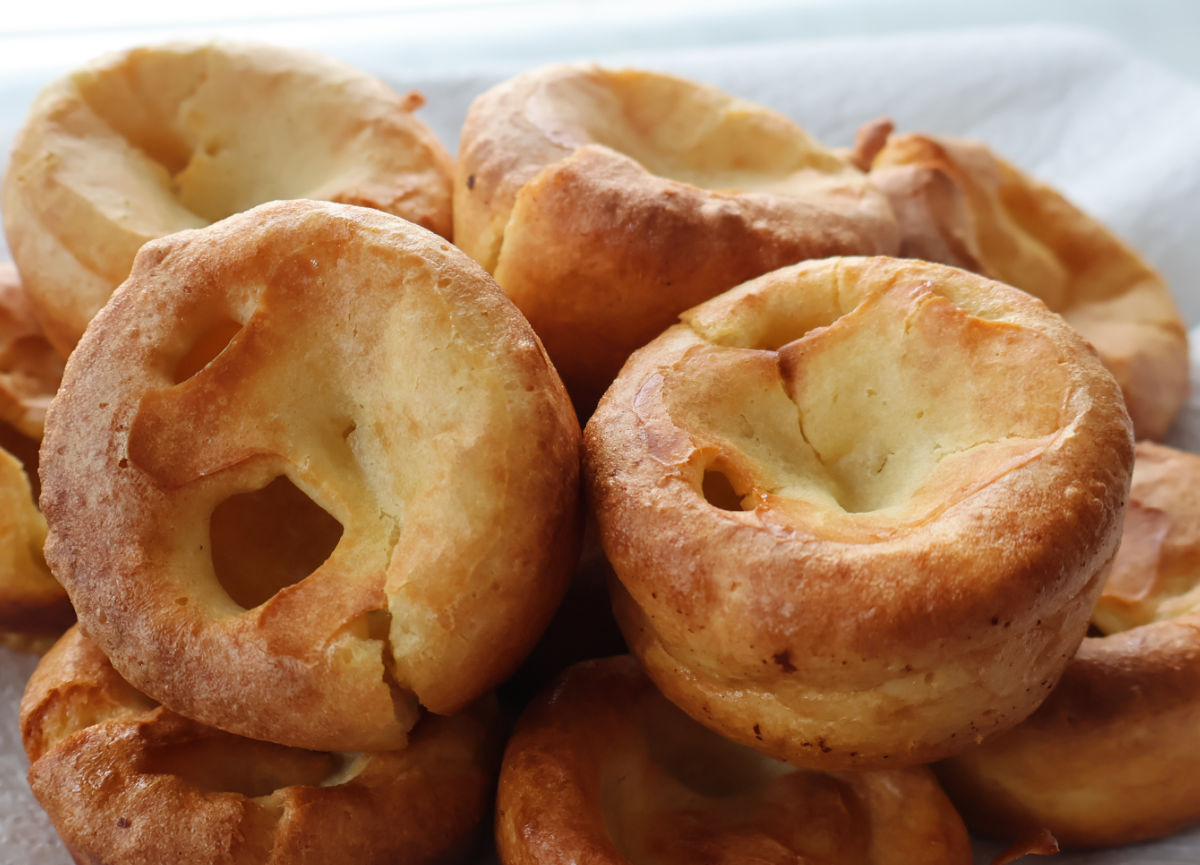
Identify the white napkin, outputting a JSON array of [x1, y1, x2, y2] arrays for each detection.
[[1, 23, 1199, 865]]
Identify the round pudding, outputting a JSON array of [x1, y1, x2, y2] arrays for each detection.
[[40, 200, 581, 750], [585, 255, 1133, 769]]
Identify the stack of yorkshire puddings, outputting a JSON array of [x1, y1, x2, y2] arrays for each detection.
[[0, 40, 1195, 865]]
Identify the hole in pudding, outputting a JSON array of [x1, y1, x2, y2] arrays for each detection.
[[363, 608, 391, 642], [172, 315, 242, 383], [141, 733, 342, 798], [702, 466, 750, 512], [210, 476, 343, 609]]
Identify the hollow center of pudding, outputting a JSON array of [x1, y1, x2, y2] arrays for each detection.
[[71, 50, 372, 225], [603, 698, 867, 865], [141, 732, 344, 798], [209, 475, 345, 610], [676, 279, 1070, 526], [172, 315, 243, 384], [533, 70, 851, 194]]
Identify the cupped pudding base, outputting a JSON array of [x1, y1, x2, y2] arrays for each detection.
[[497, 656, 972, 865], [21, 627, 499, 865]]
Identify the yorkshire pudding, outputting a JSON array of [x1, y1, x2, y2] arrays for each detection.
[[0, 444, 70, 652], [858, 121, 1188, 440], [0, 263, 63, 440], [21, 626, 498, 865], [3, 41, 453, 354], [0, 263, 69, 651], [497, 655, 972, 865], [40, 200, 581, 750], [585, 256, 1133, 770], [938, 441, 1200, 848], [455, 64, 899, 412]]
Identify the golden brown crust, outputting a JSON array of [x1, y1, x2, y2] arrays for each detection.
[[0, 264, 64, 439], [3, 40, 453, 354], [22, 626, 499, 865], [0, 443, 71, 649], [0, 265, 72, 650], [937, 442, 1200, 848], [497, 655, 972, 865], [455, 64, 900, 412], [0, 268, 72, 648], [866, 125, 1189, 441], [41, 200, 581, 750], [585, 256, 1133, 770]]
